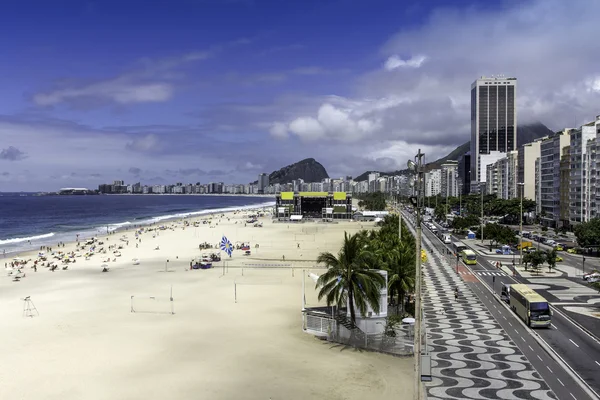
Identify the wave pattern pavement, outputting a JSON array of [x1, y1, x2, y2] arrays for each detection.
[[419, 232, 556, 400]]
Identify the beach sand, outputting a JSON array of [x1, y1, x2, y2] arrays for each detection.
[[0, 210, 413, 400]]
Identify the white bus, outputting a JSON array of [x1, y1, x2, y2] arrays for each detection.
[[509, 284, 552, 328], [452, 241, 468, 255]]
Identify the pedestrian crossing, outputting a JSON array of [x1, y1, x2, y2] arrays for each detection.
[[459, 270, 506, 277]]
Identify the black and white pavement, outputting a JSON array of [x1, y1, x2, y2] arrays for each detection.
[[421, 238, 556, 400]]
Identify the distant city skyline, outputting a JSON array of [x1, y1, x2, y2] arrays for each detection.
[[2, 0, 600, 191]]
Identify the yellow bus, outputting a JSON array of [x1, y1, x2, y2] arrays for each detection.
[[461, 249, 477, 265], [509, 284, 552, 328]]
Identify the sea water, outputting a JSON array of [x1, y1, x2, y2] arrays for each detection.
[[0, 193, 274, 254]]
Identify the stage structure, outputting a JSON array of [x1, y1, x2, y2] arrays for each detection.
[[275, 191, 352, 220]]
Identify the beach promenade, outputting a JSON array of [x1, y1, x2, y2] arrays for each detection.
[[0, 209, 413, 400], [402, 216, 556, 399]]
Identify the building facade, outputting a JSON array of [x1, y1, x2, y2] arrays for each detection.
[[559, 146, 571, 228], [470, 76, 517, 191], [538, 130, 571, 227], [569, 123, 597, 225], [425, 169, 441, 197], [440, 161, 459, 198], [518, 140, 543, 200]]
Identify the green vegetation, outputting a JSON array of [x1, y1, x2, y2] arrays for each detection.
[[475, 224, 518, 249], [546, 248, 558, 273], [315, 215, 416, 325], [523, 250, 546, 273], [356, 192, 387, 211], [425, 194, 536, 224], [574, 218, 600, 248], [316, 232, 386, 326]]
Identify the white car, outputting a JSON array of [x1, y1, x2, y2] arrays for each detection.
[[583, 272, 600, 282]]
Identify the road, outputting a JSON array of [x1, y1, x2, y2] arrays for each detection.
[[409, 213, 600, 400]]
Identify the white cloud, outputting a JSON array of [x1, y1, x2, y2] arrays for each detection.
[[384, 55, 427, 70], [269, 122, 289, 139], [125, 134, 161, 153], [265, 0, 600, 175], [34, 80, 173, 106]]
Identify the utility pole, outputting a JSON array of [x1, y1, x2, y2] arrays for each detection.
[[408, 149, 425, 400], [480, 183, 484, 244], [519, 182, 524, 268]]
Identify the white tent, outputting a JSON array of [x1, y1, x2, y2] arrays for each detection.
[[290, 215, 303, 221]]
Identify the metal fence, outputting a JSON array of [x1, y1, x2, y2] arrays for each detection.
[[303, 312, 415, 357]]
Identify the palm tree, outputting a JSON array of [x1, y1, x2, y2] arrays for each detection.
[[316, 231, 386, 326], [386, 242, 415, 314]]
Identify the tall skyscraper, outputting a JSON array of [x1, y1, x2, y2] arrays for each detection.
[[257, 173, 269, 194], [470, 76, 517, 191]]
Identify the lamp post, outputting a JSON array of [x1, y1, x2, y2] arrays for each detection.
[[518, 182, 524, 268], [408, 149, 425, 400], [480, 183, 484, 244]]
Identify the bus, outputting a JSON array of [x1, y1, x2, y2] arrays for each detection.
[[452, 241, 468, 254], [509, 284, 552, 328], [461, 249, 477, 265]]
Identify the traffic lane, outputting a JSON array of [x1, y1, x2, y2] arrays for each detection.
[[464, 276, 594, 400], [476, 256, 600, 395], [541, 312, 600, 394]]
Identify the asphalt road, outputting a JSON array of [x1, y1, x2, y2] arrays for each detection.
[[410, 215, 600, 400]]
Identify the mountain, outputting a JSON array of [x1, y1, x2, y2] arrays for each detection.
[[355, 122, 555, 179], [261, 158, 329, 185]]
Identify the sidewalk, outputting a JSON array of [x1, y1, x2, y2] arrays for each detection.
[[406, 222, 555, 399]]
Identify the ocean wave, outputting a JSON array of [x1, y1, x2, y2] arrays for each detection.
[[0, 232, 55, 245]]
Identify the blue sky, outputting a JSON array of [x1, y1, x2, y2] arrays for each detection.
[[1, 0, 600, 191]]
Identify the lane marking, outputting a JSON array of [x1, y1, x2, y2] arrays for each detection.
[[528, 345, 534, 351], [557, 378, 565, 386], [547, 366, 553, 373], [537, 355, 543, 361], [570, 393, 576, 400], [521, 336, 526, 342], [569, 339, 580, 348], [508, 322, 512, 327], [595, 361, 600, 367]]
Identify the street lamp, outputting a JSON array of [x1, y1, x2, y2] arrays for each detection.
[[518, 182, 525, 269], [407, 150, 425, 400], [480, 183, 484, 244]]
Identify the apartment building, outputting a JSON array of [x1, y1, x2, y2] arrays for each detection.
[[440, 161, 459, 197], [518, 139, 545, 200], [538, 130, 571, 227], [569, 122, 597, 225], [559, 146, 571, 227], [425, 169, 441, 197]]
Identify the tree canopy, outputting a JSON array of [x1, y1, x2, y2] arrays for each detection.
[[356, 192, 387, 211], [574, 218, 600, 248]]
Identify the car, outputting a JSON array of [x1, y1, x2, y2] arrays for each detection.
[[583, 271, 600, 281], [546, 240, 556, 246], [555, 255, 563, 262], [554, 244, 564, 251]]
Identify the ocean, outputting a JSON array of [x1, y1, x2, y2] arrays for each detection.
[[0, 193, 274, 254]]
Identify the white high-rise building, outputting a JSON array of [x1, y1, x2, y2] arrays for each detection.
[[425, 169, 441, 197], [569, 122, 597, 225], [470, 76, 517, 191], [518, 139, 545, 200], [440, 162, 459, 197]]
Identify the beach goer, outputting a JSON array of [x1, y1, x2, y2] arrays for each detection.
[[454, 287, 459, 301]]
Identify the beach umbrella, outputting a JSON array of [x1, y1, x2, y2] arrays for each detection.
[[101, 264, 109, 268], [402, 317, 416, 325], [132, 258, 140, 265]]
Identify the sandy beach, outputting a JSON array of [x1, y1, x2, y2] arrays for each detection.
[[0, 208, 413, 400]]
